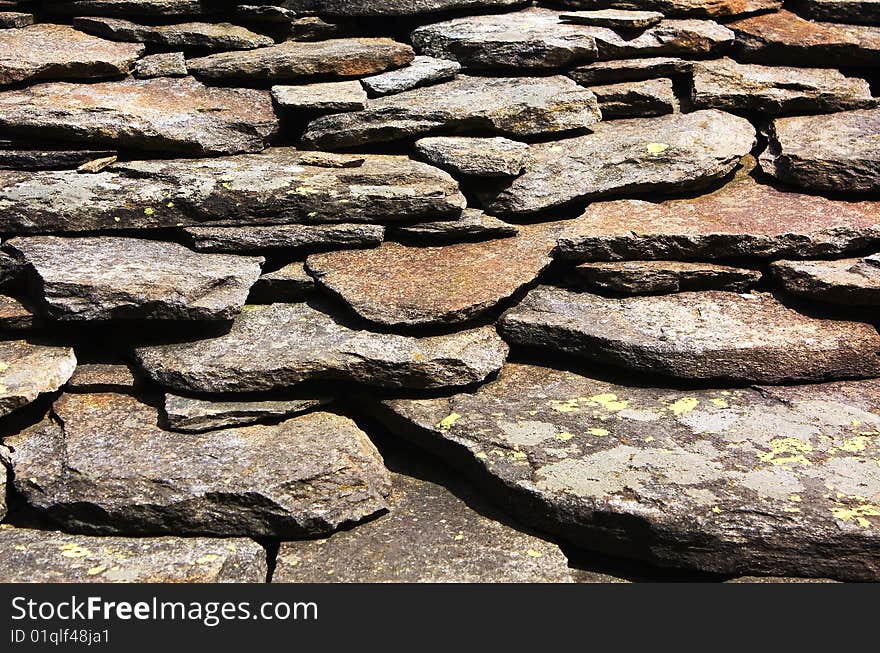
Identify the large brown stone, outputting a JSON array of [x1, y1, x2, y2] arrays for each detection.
[[0, 77, 278, 156], [484, 110, 755, 216], [44, 1, 206, 17], [499, 287, 880, 383], [294, 0, 526, 15], [369, 363, 880, 580], [305, 223, 562, 327], [548, 1, 782, 19], [771, 256, 880, 306], [0, 150, 464, 234], [134, 303, 509, 393], [301, 75, 601, 149], [0, 340, 76, 417], [0, 526, 267, 583], [0, 23, 143, 86], [6, 393, 392, 537], [73, 17, 274, 51], [760, 109, 880, 194], [555, 173, 880, 261], [187, 38, 414, 82]]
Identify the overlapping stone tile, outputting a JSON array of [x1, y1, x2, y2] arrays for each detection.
[[361, 56, 461, 97], [568, 261, 761, 294], [183, 224, 385, 254], [162, 393, 329, 432], [549, 1, 782, 19], [293, 0, 526, 16], [415, 136, 529, 178], [771, 256, 880, 306], [588, 78, 676, 117], [569, 56, 692, 85], [0, 340, 76, 417], [73, 16, 273, 50], [392, 209, 519, 243]]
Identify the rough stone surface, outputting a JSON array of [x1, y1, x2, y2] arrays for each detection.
[[135, 303, 509, 393], [296, 0, 526, 17], [162, 393, 329, 432], [0, 295, 34, 330], [5, 237, 263, 321], [499, 286, 880, 383], [0, 526, 267, 583], [306, 223, 562, 326], [569, 56, 692, 85], [272, 81, 367, 112], [0, 77, 278, 156], [370, 363, 880, 580], [771, 257, 880, 306], [274, 471, 573, 583], [589, 78, 676, 118], [760, 109, 880, 194], [392, 209, 519, 243], [134, 52, 188, 78], [44, 1, 207, 17], [67, 363, 136, 393], [361, 56, 461, 97], [187, 38, 414, 82], [560, 9, 664, 28], [183, 223, 386, 253], [569, 261, 761, 294], [301, 75, 601, 149], [549, 1, 782, 19], [484, 109, 755, 216], [0, 340, 76, 417], [555, 172, 880, 261], [6, 393, 392, 537], [0, 23, 143, 86], [0, 150, 464, 233], [691, 58, 875, 115], [249, 263, 315, 302], [803, 0, 880, 25], [415, 136, 529, 178], [73, 17, 274, 51]]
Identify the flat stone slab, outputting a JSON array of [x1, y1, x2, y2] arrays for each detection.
[[0, 23, 143, 86], [804, 0, 880, 25], [0, 150, 464, 233], [560, 9, 664, 28], [729, 9, 867, 65], [183, 223, 385, 253], [134, 51, 187, 78], [392, 209, 519, 243], [483, 109, 755, 216], [550, 1, 782, 19], [0, 526, 267, 583], [6, 393, 392, 537], [371, 363, 880, 580], [588, 78, 676, 118], [301, 75, 601, 149], [555, 172, 880, 261], [691, 57, 875, 115], [5, 236, 263, 321], [274, 471, 573, 583], [415, 136, 529, 178], [0, 295, 34, 330], [411, 8, 599, 70], [44, 0, 207, 17], [499, 287, 880, 383], [0, 13, 34, 29], [67, 363, 136, 393], [134, 303, 508, 393], [569, 56, 692, 85], [771, 257, 880, 306], [73, 17, 274, 51], [0, 340, 76, 417], [306, 223, 562, 326], [0, 145, 117, 171], [760, 108, 880, 194], [361, 56, 461, 97], [296, 0, 526, 17], [187, 38, 414, 82], [249, 263, 316, 302], [163, 393, 329, 432], [0, 77, 278, 156], [569, 261, 761, 294], [272, 81, 367, 112]]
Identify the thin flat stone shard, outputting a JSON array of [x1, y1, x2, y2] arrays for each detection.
[[294, 0, 527, 17], [392, 209, 519, 243], [499, 286, 880, 383], [484, 110, 755, 216], [67, 363, 137, 393], [548, 1, 782, 19], [301, 75, 602, 149], [0, 526, 268, 583], [5, 237, 264, 321], [0, 77, 278, 156], [0, 150, 464, 233], [72, 17, 275, 51], [691, 58, 875, 115], [274, 472, 573, 583], [0, 340, 77, 417], [415, 136, 529, 178], [162, 393, 329, 432], [248, 263, 316, 302], [369, 363, 880, 580], [0, 23, 144, 86], [361, 56, 461, 97], [569, 261, 761, 294], [569, 57, 692, 85], [134, 303, 509, 393], [43, 1, 207, 17], [187, 38, 414, 83], [560, 9, 664, 28], [6, 393, 392, 537], [760, 109, 880, 194], [771, 257, 880, 306], [272, 81, 367, 112], [306, 223, 562, 327], [183, 224, 386, 254], [555, 173, 880, 261], [589, 78, 676, 118], [0, 146, 118, 170]]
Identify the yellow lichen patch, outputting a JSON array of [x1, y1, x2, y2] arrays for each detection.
[[646, 142, 670, 154], [584, 393, 629, 412], [526, 549, 543, 558], [475, 451, 488, 460], [196, 554, 220, 565], [757, 437, 813, 467], [830, 503, 880, 528], [509, 450, 528, 460], [0, 361, 8, 373], [86, 566, 106, 576], [587, 427, 609, 437], [789, 494, 802, 503], [840, 436, 872, 453], [549, 398, 580, 413], [453, 532, 464, 541], [669, 397, 699, 416], [555, 432, 575, 442], [784, 507, 801, 513], [143, 207, 154, 215], [437, 412, 462, 431], [711, 506, 721, 514], [644, 436, 655, 443], [59, 543, 92, 559], [709, 398, 729, 408]]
